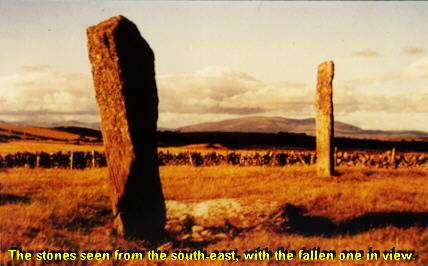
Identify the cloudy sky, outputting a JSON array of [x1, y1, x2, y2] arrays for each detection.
[[1, 1, 428, 131]]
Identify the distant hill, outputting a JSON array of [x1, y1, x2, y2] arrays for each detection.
[[2, 116, 427, 140], [178, 116, 428, 139], [0, 120, 101, 130], [48, 120, 101, 130]]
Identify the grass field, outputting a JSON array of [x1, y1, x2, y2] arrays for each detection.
[[0, 125, 81, 140], [1, 157, 427, 264], [0, 141, 104, 156]]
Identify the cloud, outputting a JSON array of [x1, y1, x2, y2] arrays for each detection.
[[403, 56, 428, 78], [339, 110, 428, 132], [157, 67, 314, 127], [331, 79, 428, 134], [402, 46, 425, 55], [2, 65, 315, 127], [2, 65, 427, 131], [157, 66, 428, 130], [0, 66, 98, 123], [20, 65, 50, 72], [352, 49, 380, 57]]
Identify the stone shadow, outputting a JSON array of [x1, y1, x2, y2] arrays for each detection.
[[271, 203, 428, 237]]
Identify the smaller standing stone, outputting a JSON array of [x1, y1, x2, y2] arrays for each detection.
[[316, 61, 335, 177]]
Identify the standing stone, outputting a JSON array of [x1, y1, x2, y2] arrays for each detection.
[[316, 61, 335, 177], [87, 15, 166, 241]]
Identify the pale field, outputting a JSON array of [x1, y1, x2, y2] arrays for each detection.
[[0, 165, 427, 265], [0, 141, 104, 155], [0, 125, 80, 140]]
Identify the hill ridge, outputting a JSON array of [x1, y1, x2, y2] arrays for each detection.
[[178, 116, 428, 139]]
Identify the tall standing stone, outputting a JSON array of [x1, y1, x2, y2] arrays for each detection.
[[316, 61, 335, 177], [87, 15, 166, 241]]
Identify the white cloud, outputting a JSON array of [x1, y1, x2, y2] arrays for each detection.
[[157, 66, 428, 131], [1, 65, 426, 131], [157, 66, 314, 127], [403, 56, 428, 78], [0, 66, 98, 122], [340, 110, 428, 132]]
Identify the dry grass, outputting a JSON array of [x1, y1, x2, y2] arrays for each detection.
[[0, 125, 80, 140], [158, 144, 314, 155], [161, 166, 428, 220], [0, 164, 427, 265]]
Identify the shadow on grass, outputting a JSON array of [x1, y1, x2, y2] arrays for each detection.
[[271, 203, 428, 237], [340, 212, 428, 235], [0, 193, 30, 205]]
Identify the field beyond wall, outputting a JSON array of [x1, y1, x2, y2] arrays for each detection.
[[1, 147, 427, 265]]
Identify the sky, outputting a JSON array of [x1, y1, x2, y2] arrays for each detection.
[[0, 1, 428, 131]]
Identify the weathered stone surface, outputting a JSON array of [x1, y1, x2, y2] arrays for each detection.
[[316, 61, 335, 177], [87, 15, 166, 241], [164, 198, 280, 243], [166, 199, 279, 228]]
